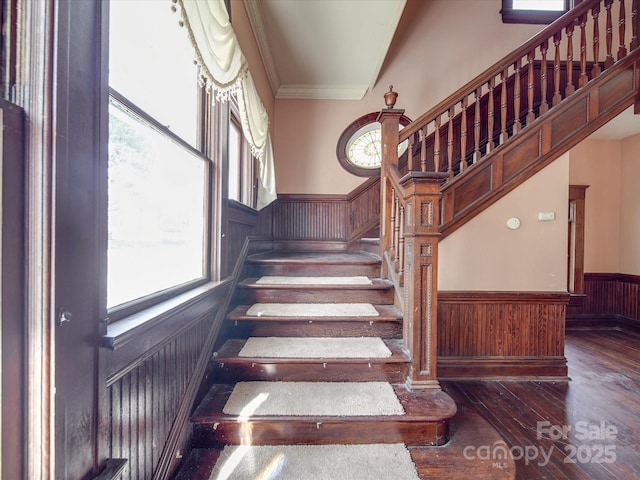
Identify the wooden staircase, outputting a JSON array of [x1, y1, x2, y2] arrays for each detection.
[[174, 250, 513, 479]]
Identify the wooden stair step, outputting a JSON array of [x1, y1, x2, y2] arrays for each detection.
[[191, 383, 456, 448], [225, 304, 402, 338], [247, 251, 381, 277], [211, 338, 410, 383], [237, 277, 394, 304]]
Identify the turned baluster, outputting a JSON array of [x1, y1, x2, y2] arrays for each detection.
[[500, 69, 508, 142], [631, 0, 639, 49], [566, 22, 576, 96], [473, 87, 481, 163], [420, 127, 427, 172], [447, 107, 454, 178], [540, 40, 550, 114], [407, 132, 415, 171], [487, 78, 495, 152], [526, 51, 536, 125], [579, 13, 589, 87], [618, 0, 627, 59], [592, 4, 602, 77], [460, 97, 468, 172], [553, 31, 563, 105], [398, 205, 405, 286], [434, 115, 441, 173], [605, 0, 615, 67], [389, 188, 396, 259], [513, 59, 522, 134], [393, 194, 401, 270]]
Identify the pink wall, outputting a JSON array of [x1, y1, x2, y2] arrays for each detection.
[[439, 156, 569, 291], [620, 133, 640, 274]]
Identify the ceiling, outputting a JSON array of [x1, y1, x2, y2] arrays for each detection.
[[242, 0, 640, 139], [243, 0, 406, 100]]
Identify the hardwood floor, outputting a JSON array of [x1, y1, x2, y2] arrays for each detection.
[[443, 328, 640, 480]]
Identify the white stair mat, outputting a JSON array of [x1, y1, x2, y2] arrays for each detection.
[[222, 381, 404, 416], [209, 443, 420, 480], [255, 275, 372, 285], [246, 303, 379, 317], [238, 336, 392, 358]]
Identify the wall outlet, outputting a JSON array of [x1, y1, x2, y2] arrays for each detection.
[[538, 211, 555, 221]]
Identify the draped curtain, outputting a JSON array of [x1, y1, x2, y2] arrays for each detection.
[[177, 0, 277, 209]]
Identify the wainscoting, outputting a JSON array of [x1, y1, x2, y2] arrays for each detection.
[[272, 178, 379, 250], [567, 273, 640, 330], [437, 291, 569, 379]]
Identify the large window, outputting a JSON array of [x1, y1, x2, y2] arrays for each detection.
[[228, 97, 259, 208], [108, 1, 214, 313]]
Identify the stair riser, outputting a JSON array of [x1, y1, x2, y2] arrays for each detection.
[[212, 361, 409, 383], [237, 288, 394, 304], [226, 320, 402, 339], [192, 419, 449, 448], [247, 263, 380, 278]]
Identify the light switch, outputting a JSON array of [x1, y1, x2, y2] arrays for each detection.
[[538, 212, 555, 221]]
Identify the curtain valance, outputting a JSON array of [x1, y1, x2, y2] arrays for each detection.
[[177, 0, 276, 208]]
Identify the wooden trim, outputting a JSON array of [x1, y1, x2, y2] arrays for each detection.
[[438, 356, 569, 380]]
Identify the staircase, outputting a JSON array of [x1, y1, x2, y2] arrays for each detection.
[[174, 250, 513, 479]]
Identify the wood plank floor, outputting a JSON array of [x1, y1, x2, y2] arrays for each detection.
[[443, 328, 640, 480]]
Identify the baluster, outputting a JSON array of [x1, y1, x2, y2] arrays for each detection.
[[618, 0, 627, 59], [393, 194, 400, 270], [420, 127, 427, 172], [407, 133, 415, 171], [434, 115, 441, 173], [390, 188, 396, 259], [566, 22, 576, 96], [513, 59, 522, 134], [592, 4, 602, 77], [473, 87, 481, 163], [553, 31, 563, 105], [631, 0, 639, 49], [579, 12, 588, 87], [526, 51, 536, 125], [540, 40, 550, 114], [487, 77, 495, 152], [460, 97, 468, 172], [398, 205, 405, 286], [447, 107, 454, 178], [500, 69, 508, 142], [605, 0, 615, 67]]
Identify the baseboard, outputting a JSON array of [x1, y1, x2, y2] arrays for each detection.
[[437, 356, 568, 380], [565, 314, 640, 332]]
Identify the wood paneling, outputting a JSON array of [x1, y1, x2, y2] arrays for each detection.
[[438, 291, 569, 379], [108, 315, 210, 480], [271, 178, 379, 248], [567, 273, 640, 329]]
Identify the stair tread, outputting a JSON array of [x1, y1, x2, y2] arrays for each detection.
[[192, 383, 456, 423], [239, 277, 392, 289], [228, 304, 402, 321], [248, 251, 381, 265], [213, 338, 409, 364]]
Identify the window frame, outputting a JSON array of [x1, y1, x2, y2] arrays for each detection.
[[501, 0, 573, 24], [106, 3, 222, 323]]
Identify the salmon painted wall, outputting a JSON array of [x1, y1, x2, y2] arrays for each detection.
[[619, 133, 640, 275], [272, 0, 543, 194], [439, 156, 569, 291]]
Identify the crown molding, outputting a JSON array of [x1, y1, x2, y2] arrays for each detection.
[[243, 0, 280, 97]]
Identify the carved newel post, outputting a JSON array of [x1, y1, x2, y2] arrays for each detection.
[[379, 87, 447, 391]]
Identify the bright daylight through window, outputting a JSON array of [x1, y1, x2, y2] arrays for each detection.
[[512, 0, 565, 9], [108, 0, 209, 309]]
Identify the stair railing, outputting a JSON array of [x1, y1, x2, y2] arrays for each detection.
[[379, 0, 640, 390]]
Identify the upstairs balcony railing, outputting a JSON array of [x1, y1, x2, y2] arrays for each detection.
[[379, 0, 640, 390]]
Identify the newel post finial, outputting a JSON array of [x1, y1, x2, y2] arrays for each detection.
[[384, 85, 398, 109]]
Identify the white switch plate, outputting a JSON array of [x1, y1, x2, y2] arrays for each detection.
[[538, 211, 555, 221]]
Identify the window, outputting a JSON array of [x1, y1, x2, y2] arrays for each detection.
[[501, 0, 571, 24], [228, 97, 258, 208], [108, 0, 217, 313]]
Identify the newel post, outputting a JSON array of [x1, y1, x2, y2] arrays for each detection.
[[378, 86, 404, 276], [401, 172, 447, 391]]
